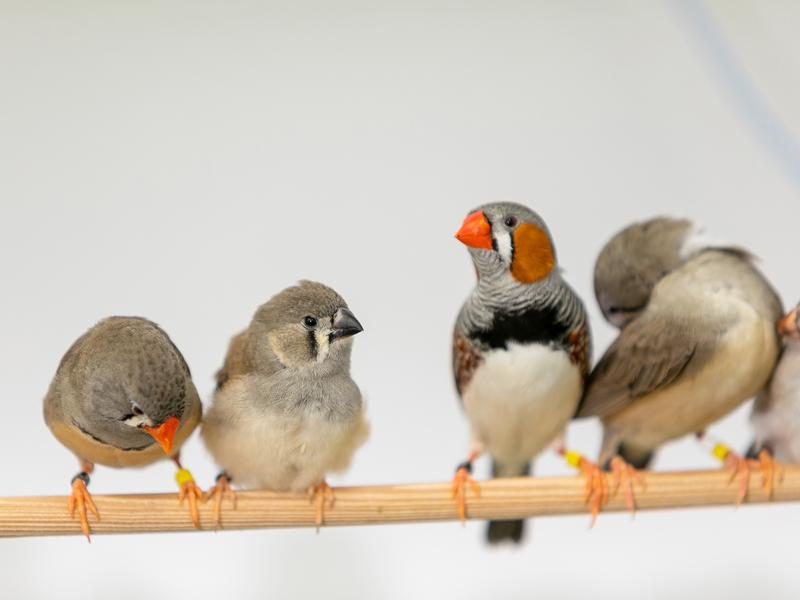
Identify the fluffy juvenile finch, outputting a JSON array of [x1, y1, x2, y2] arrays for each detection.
[[202, 280, 368, 527], [579, 219, 783, 500], [452, 202, 593, 544], [44, 317, 203, 539], [750, 303, 800, 466]]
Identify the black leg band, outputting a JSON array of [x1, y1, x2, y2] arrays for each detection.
[[71, 471, 91, 486], [455, 461, 473, 474]]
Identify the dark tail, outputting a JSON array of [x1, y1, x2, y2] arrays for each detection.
[[486, 461, 530, 545], [745, 440, 773, 460], [745, 440, 760, 460], [611, 442, 654, 470]]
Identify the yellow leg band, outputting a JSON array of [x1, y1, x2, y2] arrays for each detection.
[[175, 468, 195, 487], [565, 451, 583, 469], [712, 443, 730, 463]]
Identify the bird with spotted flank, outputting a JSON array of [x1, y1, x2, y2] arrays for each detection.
[[450, 202, 605, 544]]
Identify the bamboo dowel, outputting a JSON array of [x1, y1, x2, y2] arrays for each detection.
[[0, 467, 798, 538]]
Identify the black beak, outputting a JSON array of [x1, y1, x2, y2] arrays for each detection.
[[330, 307, 363, 341]]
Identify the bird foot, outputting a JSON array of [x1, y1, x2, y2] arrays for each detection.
[[450, 462, 480, 523], [723, 452, 754, 506], [308, 481, 335, 530], [68, 473, 99, 542], [562, 451, 610, 526], [204, 473, 237, 530], [748, 450, 785, 500], [175, 468, 203, 528], [608, 456, 645, 518], [576, 457, 609, 527]]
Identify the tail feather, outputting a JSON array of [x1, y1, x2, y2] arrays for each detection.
[[486, 461, 530, 545]]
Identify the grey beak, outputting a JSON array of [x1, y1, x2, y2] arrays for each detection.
[[330, 307, 363, 341]]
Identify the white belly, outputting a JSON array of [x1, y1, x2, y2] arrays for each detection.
[[462, 342, 582, 467], [751, 344, 800, 462], [202, 379, 370, 492]]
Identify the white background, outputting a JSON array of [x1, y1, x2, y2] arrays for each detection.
[[2, 2, 799, 598]]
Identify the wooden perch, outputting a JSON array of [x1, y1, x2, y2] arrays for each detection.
[[1, 466, 798, 538]]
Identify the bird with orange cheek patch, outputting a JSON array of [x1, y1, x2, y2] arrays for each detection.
[[451, 202, 603, 544], [43, 317, 203, 540]]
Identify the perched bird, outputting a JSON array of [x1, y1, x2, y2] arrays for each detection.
[[452, 202, 595, 544], [202, 280, 368, 528], [750, 303, 800, 469], [579, 221, 783, 502], [43, 317, 203, 539]]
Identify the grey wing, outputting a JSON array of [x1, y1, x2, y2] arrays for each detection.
[[42, 327, 93, 428], [577, 315, 714, 419], [215, 330, 250, 391]]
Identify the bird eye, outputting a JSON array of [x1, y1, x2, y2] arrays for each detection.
[[504, 216, 518, 228], [132, 405, 143, 416], [607, 306, 621, 315], [302, 316, 318, 329]]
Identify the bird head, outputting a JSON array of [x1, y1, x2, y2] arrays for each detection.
[[778, 305, 800, 342], [76, 318, 189, 455], [106, 391, 183, 455], [594, 217, 693, 328], [455, 202, 557, 285], [253, 280, 363, 370]]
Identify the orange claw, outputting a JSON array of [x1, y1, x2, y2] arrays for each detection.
[[748, 449, 785, 500], [724, 452, 753, 506], [577, 458, 609, 527], [177, 475, 203, 528], [451, 466, 480, 522], [204, 474, 237, 530], [68, 477, 100, 542], [308, 481, 335, 530], [608, 456, 646, 517]]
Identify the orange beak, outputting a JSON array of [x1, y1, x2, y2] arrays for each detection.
[[778, 309, 799, 339], [455, 211, 493, 250], [143, 416, 180, 455]]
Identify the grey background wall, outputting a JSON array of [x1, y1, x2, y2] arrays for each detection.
[[1, 2, 798, 598]]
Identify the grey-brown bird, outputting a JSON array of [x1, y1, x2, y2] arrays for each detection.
[[593, 217, 695, 328], [749, 303, 800, 476], [579, 221, 783, 504], [202, 280, 368, 528], [451, 202, 603, 544], [44, 317, 203, 539]]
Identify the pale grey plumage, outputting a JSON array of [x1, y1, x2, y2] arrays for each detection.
[[580, 249, 783, 465], [751, 304, 800, 461], [202, 280, 368, 492], [594, 217, 694, 328], [43, 316, 201, 467]]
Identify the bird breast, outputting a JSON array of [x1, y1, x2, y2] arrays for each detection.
[[461, 342, 582, 466], [202, 373, 369, 491], [751, 344, 800, 462]]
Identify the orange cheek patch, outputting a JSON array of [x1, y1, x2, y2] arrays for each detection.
[[510, 223, 555, 283]]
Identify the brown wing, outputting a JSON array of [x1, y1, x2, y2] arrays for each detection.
[[453, 329, 483, 398], [576, 315, 711, 419], [215, 330, 250, 391]]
